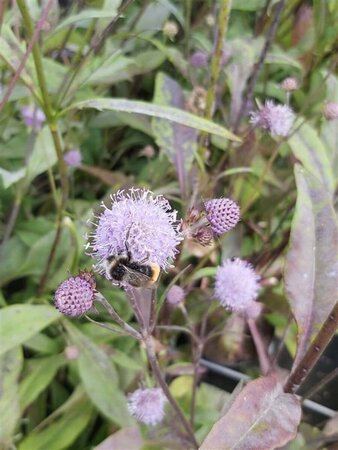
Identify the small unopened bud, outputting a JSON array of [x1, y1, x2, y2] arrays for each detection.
[[64, 148, 82, 167], [323, 102, 338, 120], [64, 345, 79, 360], [163, 21, 179, 39], [139, 145, 155, 159], [186, 86, 207, 115], [205, 14, 216, 27], [54, 271, 96, 317], [166, 285, 185, 306], [21, 105, 45, 131], [190, 51, 208, 68], [281, 77, 299, 92]]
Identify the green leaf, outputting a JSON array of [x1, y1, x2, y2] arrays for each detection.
[[285, 165, 338, 365], [63, 98, 241, 142], [19, 355, 64, 410], [0, 347, 23, 446], [64, 321, 133, 427], [26, 126, 57, 183], [232, 0, 266, 10], [0, 305, 61, 356], [18, 388, 93, 450], [111, 350, 142, 371], [0, 237, 27, 287], [0, 26, 37, 96], [54, 9, 118, 32], [288, 122, 335, 196], [0, 167, 26, 189]]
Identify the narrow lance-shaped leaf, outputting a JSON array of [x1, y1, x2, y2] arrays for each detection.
[[62, 98, 241, 142], [0, 347, 23, 446], [64, 321, 133, 427], [18, 388, 93, 450], [288, 123, 335, 196], [200, 375, 301, 450], [0, 305, 61, 356], [152, 72, 197, 196], [284, 165, 338, 366]]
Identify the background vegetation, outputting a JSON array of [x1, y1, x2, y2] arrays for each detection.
[[0, 0, 337, 449]]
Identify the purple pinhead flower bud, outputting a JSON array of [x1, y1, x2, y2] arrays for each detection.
[[323, 102, 338, 120], [21, 105, 45, 130], [250, 100, 295, 137], [64, 148, 82, 167], [88, 188, 183, 278], [166, 285, 185, 306], [214, 258, 260, 313], [281, 77, 299, 92], [190, 51, 208, 68], [54, 271, 96, 317], [204, 198, 240, 236], [127, 388, 167, 425]]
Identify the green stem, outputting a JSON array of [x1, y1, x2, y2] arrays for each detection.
[[144, 335, 199, 449], [17, 0, 69, 295], [198, 0, 232, 158]]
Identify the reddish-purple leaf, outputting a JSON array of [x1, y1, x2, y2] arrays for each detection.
[[94, 426, 143, 450], [200, 375, 301, 450], [284, 165, 338, 366], [152, 72, 198, 197]]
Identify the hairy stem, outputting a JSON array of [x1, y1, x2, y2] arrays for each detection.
[[96, 294, 142, 340], [284, 302, 338, 394], [17, 0, 70, 295], [0, 0, 54, 111], [144, 335, 199, 449], [247, 318, 271, 375]]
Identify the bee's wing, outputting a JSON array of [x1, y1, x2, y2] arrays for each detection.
[[123, 265, 151, 287]]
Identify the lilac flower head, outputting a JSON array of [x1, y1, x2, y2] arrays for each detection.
[[54, 271, 96, 317], [21, 105, 45, 130], [88, 188, 182, 277], [190, 51, 208, 68], [250, 100, 295, 136], [127, 388, 167, 425], [214, 258, 260, 312], [204, 198, 240, 235], [166, 285, 185, 306], [64, 148, 82, 167], [323, 102, 338, 120], [281, 77, 299, 92]]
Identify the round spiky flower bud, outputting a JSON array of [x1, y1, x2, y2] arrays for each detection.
[[204, 198, 240, 236], [64, 148, 82, 167], [163, 20, 179, 39], [190, 51, 208, 68], [250, 100, 295, 137], [127, 388, 167, 425], [281, 77, 299, 92], [323, 102, 338, 120], [166, 285, 185, 306], [214, 258, 260, 313], [88, 188, 182, 278], [54, 271, 96, 317], [21, 105, 45, 130]]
